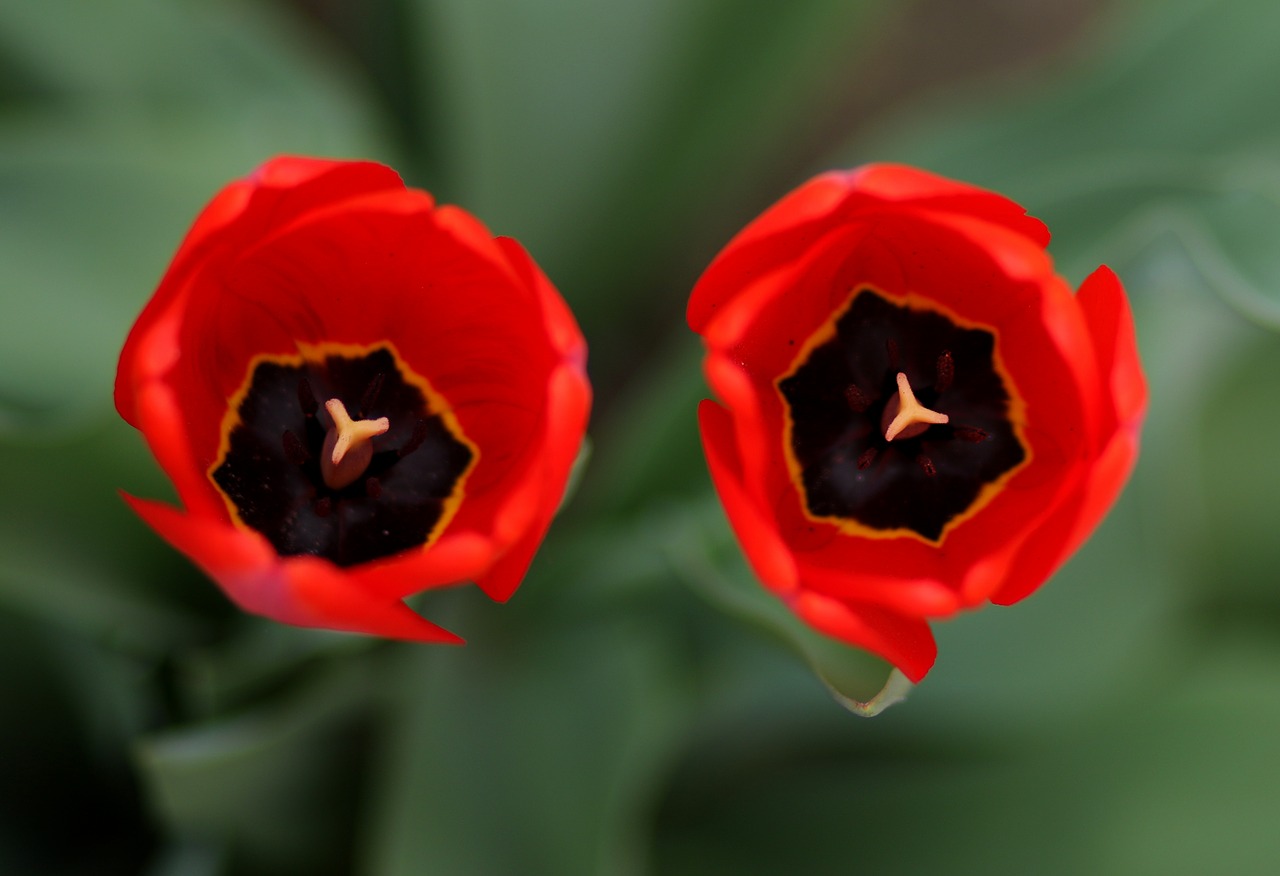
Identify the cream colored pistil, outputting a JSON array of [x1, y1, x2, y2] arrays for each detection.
[[321, 398, 389, 489], [882, 372, 949, 441]]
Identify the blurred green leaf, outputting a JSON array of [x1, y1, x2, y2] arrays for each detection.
[[419, 0, 892, 383], [144, 841, 227, 876], [662, 496, 906, 715], [359, 618, 687, 876], [576, 332, 709, 517], [1188, 332, 1280, 614], [0, 608, 155, 875], [0, 0, 372, 115], [0, 416, 228, 650], [651, 640, 1280, 876], [172, 624, 379, 722], [135, 659, 379, 876], [0, 0, 387, 429]]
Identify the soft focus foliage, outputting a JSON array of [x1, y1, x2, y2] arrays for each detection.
[[3, 0, 1280, 874]]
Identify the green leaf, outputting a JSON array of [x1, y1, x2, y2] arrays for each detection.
[[171, 624, 380, 722], [418, 0, 893, 382], [651, 640, 1280, 876], [358, 620, 687, 876], [135, 659, 380, 876], [0, 0, 388, 429], [662, 496, 906, 715], [575, 332, 710, 517], [0, 608, 156, 875], [0, 415, 228, 649]]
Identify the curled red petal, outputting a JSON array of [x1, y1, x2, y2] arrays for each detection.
[[991, 267, 1147, 606], [1077, 265, 1149, 434], [124, 495, 462, 643], [474, 362, 592, 601], [990, 428, 1138, 606], [688, 173, 853, 333], [791, 590, 937, 684], [128, 298, 227, 522], [843, 163, 1051, 248], [352, 532, 497, 601], [699, 399, 800, 595]]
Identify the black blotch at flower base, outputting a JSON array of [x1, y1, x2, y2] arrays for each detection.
[[212, 347, 474, 567], [778, 289, 1027, 542]]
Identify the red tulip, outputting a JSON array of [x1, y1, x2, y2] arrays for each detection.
[[116, 157, 590, 642], [688, 164, 1146, 682]]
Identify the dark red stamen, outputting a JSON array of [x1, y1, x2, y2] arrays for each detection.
[[845, 383, 872, 413], [297, 378, 318, 417], [399, 419, 431, 458], [918, 455, 937, 477], [954, 425, 989, 443], [282, 429, 309, 465], [314, 496, 333, 517], [857, 447, 878, 470], [935, 350, 954, 393], [886, 338, 900, 370], [359, 372, 385, 418], [365, 477, 383, 499]]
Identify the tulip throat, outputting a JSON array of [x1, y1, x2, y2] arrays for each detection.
[[776, 286, 1029, 543], [322, 398, 390, 489], [210, 343, 477, 567]]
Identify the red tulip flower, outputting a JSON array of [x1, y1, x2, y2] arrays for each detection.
[[689, 164, 1146, 682], [116, 157, 590, 642]]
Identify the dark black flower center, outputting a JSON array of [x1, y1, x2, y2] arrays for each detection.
[[211, 345, 475, 566], [777, 288, 1027, 542]]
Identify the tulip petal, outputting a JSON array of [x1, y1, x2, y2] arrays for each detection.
[[687, 173, 853, 333], [791, 590, 937, 684], [352, 532, 497, 600], [124, 495, 463, 643], [1078, 265, 1149, 432], [990, 268, 1147, 606], [699, 400, 799, 596], [989, 428, 1138, 606], [474, 363, 592, 602], [845, 163, 1051, 247]]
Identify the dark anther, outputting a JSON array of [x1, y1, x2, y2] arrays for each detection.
[[297, 378, 318, 416], [886, 338, 900, 370], [857, 447, 878, 470], [314, 496, 333, 517], [282, 429, 309, 465], [359, 372, 385, 418], [917, 455, 937, 477], [365, 477, 382, 499], [845, 383, 872, 413], [399, 419, 431, 458], [953, 425, 989, 443], [935, 350, 954, 393]]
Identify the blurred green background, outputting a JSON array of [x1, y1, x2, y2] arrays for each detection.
[[4, 0, 1280, 873]]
